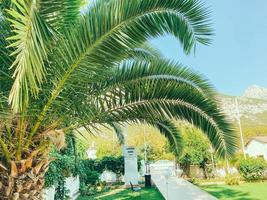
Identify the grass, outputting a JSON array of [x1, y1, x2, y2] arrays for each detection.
[[201, 182, 267, 200], [77, 187, 164, 200]]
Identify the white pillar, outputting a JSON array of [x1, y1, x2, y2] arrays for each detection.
[[123, 146, 139, 185]]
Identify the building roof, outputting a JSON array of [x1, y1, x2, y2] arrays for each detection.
[[246, 136, 267, 146]]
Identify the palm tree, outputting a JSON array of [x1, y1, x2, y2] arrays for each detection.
[[0, 0, 237, 199]]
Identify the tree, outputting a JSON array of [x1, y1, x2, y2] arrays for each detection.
[[0, 0, 237, 199], [179, 125, 211, 178], [127, 124, 175, 161]]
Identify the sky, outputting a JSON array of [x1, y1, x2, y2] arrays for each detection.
[[151, 0, 267, 96]]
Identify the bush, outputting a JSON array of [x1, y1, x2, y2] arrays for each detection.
[[79, 155, 141, 180], [99, 156, 124, 176], [78, 156, 124, 197], [189, 177, 200, 185], [79, 183, 98, 196], [81, 170, 100, 186], [45, 152, 75, 188], [225, 175, 240, 185], [238, 157, 267, 181]]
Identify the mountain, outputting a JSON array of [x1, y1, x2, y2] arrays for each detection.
[[243, 85, 267, 100], [218, 85, 267, 141]]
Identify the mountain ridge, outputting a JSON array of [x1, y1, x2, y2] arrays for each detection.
[[243, 85, 267, 100], [218, 85, 267, 141]]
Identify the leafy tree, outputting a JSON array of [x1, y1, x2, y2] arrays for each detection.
[[76, 124, 175, 161], [179, 125, 211, 178], [127, 124, 175, 161], [0, 0, 237, 199]]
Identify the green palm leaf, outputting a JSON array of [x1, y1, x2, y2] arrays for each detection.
[[32, 0, 212, 130], [150, 119, 183, 158], [40, 0, 82, 31], [0, 1, 239, 198], [49, 57, 237, 158], [7, 0, 53, 112], [7, 0, 83, 112]]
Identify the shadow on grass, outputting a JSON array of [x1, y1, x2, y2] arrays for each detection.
[[78, 188, 164, 200], [203, 185, 260, 200]]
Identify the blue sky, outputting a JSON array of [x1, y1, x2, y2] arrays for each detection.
[[151, 0, 267, 96]]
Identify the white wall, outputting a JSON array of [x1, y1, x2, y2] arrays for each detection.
[[43, 186, 55, 200], [65, 176, 80, 200], [100, 171, 117, 183], [43, 176, 79, 200], [245, 140, 267, 160]]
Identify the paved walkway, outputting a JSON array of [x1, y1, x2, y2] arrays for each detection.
[[151, 171, 217, 200]]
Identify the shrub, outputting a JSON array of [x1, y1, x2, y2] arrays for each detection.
[[225, 175, 240, 185], [81, 170, 100, 186], [189, 177, 200, 185], [79, 183, 98, 196], [238, 157, 267, 181], [45, 152, 75, 188], [79, 155, 141, 180]]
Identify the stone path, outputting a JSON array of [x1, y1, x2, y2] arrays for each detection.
[[151, 171, 217, 200]]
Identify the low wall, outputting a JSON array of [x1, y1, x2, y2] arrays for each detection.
[[43, 176, 79, 200], [184, 165, 238, 178], [65, 176, 80, 200], [43, 186, 56, 200]]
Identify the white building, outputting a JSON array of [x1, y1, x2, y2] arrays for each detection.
[[245, 136, 267, 160]]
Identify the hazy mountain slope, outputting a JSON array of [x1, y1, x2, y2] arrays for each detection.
[[243, 85, 267, 100], [218, 85, 267, 141]]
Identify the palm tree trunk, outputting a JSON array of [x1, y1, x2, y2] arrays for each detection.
[[0, 157, 49, 200]]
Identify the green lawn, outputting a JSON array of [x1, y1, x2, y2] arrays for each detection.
[[78, 188, 164, 200], [201, 182, 267, 200]]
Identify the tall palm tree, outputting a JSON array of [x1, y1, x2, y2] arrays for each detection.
[[0, 0, 237, 199]]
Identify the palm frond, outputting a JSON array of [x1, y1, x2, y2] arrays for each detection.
[[48, 57, 237, 158], [150, 119, 183, 158], [39, 0, 82, 31], [0, 18, 13, 95], [90, 59, 215, 98], [7, 0, 53, 112], [34, 0, 212, 129], [0, 0, 11, 17], [127, 43, 163, 60]]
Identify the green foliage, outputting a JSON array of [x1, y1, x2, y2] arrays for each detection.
[[0, 1, 240, 199], [80, 181, 111, 197], [79, 183, 98, 197], [45, 134, 77, 200], [54, 179, 70, 200], [98, 156, 124, 176], [76, 124, 175, 162], [79, 156, 141, 178], [78, 155, 139, 197], [127, 125, 175, 161], [80, 170, 100, 186], [179, 126, 211, 165], [178, 125, 213, 178], [225, 175, 240, 185], [189, 177, 201, 185], [0, 0, 237, 166], [45, 151, 76, 188], [237, 157, 267, 181]]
